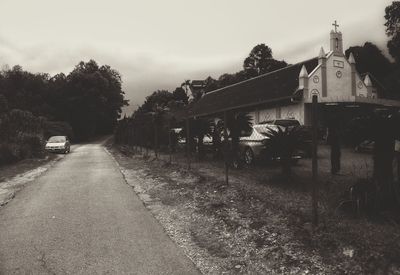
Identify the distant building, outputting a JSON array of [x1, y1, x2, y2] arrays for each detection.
[[189, 80, 206, 100], [190, 27, 400, 125]]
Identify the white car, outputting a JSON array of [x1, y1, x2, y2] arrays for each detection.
[[238, 122, 302, 165], [45, 136, 71, 154], [237, 124, 280, 164]]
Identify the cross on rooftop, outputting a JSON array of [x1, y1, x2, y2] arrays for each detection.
[[332, 20, 339, 32]]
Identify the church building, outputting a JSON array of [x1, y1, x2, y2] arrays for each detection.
[[189, 25, 400, 125]]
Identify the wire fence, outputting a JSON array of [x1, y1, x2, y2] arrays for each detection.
[[114, 107, 318, 186], [114, 98, 400, 226], [115, 112, 229, 182]]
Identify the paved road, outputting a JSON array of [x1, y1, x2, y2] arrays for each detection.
[[0, 142, 200, 274]]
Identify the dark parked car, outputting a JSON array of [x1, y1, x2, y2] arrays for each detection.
[[355, 140, 374, 153], [355, 140, 400, 154], [45, 136, 70, 154], [260, 119, 301, 129]]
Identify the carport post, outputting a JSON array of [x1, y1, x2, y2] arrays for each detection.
[[186, 118, 191, 170], [223, 111, 229, 185], [311, 95, 319, 227], [168, 120, 172, 163]]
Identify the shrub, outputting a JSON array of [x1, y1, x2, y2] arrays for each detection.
[[44, 120, 74, 141], [21, 134, 45, 157], [0, 143, 20, 165]]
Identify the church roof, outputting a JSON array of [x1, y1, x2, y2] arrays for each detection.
[[189, 57, 318, 117], [362, 73, 387, 98]]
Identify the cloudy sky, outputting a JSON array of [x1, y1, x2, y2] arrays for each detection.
[[0, 0, 393, 114]]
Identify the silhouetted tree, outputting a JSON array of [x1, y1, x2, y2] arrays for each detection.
[[243, 44, 287, 77], [0, 94, 8, 114], [345, 42, 394, 82], [139, 90, 174, 113], [65, 60, 127, 140], [172, 87, 188, 104], [203, 76, 219, 93], [226, 112, 253, 166], [385, 2, 400, 63], [191, 118, 212, 160]]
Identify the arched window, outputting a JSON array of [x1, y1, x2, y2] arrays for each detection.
[[335, 38, 339, 50]]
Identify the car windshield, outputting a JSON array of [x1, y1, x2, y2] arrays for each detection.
[[274, 120, 300, 127], [48, 136, 66, 143], [253, 125, 279, 136]]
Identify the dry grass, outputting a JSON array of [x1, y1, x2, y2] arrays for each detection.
[[110, 144, 400, 274], [0, 154, 58, 182]]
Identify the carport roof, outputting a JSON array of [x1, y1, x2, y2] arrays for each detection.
[[188, 57, 319, 118]]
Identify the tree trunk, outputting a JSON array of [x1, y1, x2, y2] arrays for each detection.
[[282, 152, 291, 176]]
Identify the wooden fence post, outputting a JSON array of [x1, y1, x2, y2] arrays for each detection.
[[223, 111, 229, 185], [186, 118, 191, 170], [168, 120, 172, 164]]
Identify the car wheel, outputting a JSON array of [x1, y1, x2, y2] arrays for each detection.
[[232, 159, 241, 169], [244, 148, 254, 165], [291, 159, 300, 165]]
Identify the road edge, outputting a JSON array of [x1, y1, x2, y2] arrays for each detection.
[[103, 145, 204, 275]]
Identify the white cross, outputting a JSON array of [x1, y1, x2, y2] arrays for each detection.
[[332, 20, 339, 32]]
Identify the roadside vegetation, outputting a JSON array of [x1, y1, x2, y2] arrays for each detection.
[[0, 60, 127, 166]]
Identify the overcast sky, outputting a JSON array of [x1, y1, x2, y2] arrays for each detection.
[[0, 0, 393, 114]]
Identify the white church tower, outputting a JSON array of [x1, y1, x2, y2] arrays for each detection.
[[330, 21, 344, 56], [304, 20, 370, 103]]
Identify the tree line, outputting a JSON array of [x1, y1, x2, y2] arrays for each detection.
[[0, 60, 127, 165]]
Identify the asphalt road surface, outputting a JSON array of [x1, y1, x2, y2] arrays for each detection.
[[0, 142, 200, 274]]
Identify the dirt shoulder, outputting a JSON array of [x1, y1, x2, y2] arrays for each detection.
[[108, 144, 400, 274], [0, 153, 63, 206]]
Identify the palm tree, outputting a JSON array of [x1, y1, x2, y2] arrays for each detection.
[[191, 118, 212, 160], [151, 104, 169, 158], [226, 112, 253, 166], [210, 119, 224, 159], [262, 125, 302, 176]]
